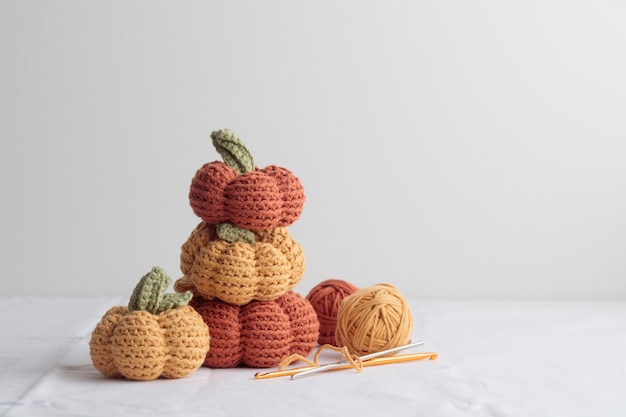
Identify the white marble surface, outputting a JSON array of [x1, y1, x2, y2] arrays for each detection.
[[2, 296, 625, 416]]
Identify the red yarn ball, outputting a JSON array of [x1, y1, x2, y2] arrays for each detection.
[[306, 279, 359, 346]]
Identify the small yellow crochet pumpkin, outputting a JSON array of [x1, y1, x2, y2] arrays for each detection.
[[89, 267, 210, 381]]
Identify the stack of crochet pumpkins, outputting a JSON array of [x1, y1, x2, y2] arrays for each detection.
[[173, 129, 320, 368]]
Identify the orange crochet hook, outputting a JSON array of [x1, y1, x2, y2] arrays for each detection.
[[254, 352, 438, 380]]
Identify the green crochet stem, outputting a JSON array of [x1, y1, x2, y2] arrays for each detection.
[[211, 129, 256, 244], [211, 129, 255, 175], [128, 267, 193, 315], [217, 222, 256, 244]]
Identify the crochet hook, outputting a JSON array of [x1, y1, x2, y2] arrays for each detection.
[[254, 340, 426, 380], [290, 340, 426, 380], [254, 351, 438, 380]]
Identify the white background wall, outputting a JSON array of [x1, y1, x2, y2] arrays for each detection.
[[1, 1, 625, 298]]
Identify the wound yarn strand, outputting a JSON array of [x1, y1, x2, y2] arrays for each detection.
[[306, 279, 359, 345], [335, 284, 413, 356]]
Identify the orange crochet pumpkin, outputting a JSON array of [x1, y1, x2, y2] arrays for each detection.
[[174, 222, 305, 305], [190, 291, 319, 368], [89, 267, 210, 381], [188, 129, 305, 231]]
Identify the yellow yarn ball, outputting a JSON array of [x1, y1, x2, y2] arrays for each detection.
[[335, 284, 413, 356]]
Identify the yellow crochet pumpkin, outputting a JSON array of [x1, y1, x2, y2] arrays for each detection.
[[174, 222, 305, 305], [89, 267, 210, 381]]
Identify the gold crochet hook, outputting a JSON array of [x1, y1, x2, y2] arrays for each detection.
[[254, 341, 437, 380]]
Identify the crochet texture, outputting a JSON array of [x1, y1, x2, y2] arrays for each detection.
[[90, 267, 210, 380], [189, 129, 305, 231], [175, 222, 305, 305], [190, 291, 319, 368]]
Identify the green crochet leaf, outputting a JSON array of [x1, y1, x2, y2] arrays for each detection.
[[155, 291, 193, 315], [217, 222, 256, 244], [211, 129, 255, 175], [128, 267, 192, 314]]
